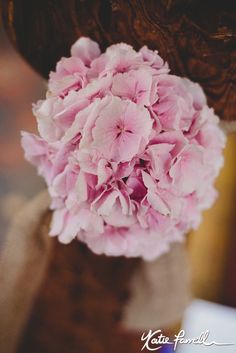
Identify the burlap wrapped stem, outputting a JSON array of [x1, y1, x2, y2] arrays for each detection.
[[0, 191, 190, 353]]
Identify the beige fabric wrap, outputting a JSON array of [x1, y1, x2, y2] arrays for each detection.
[[0, 190, 190, 353], [122, 242, 190, 331], [0, 191, 52, 353]]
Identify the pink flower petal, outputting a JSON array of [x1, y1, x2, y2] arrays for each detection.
[[71, 37, 101, 66]]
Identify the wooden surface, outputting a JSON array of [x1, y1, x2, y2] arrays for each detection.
[[1, 0, 236, 120]]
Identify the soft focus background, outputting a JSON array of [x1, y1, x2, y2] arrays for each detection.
[[0, 29, 44, 239], [0, 27, 236, 346]]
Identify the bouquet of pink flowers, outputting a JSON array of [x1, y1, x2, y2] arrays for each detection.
[[22, 37, 225, 260]]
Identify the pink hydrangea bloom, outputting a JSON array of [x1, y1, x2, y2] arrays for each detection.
[[22, 37, 226, 260]]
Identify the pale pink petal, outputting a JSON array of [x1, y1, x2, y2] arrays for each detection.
[[92, 97, 152, 162], [169, 145, 204, 195], [97, 159, 113, 187], [111, 69, 153, 105], [71, 37, 101, 65]]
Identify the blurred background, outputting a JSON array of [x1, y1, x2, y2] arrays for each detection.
[[0, 29, 44, 239], [0, 26, 236, 350]]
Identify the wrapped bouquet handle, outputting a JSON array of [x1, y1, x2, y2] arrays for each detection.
[[0, 191, 190, 353], [0, 191, 51, 353]]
